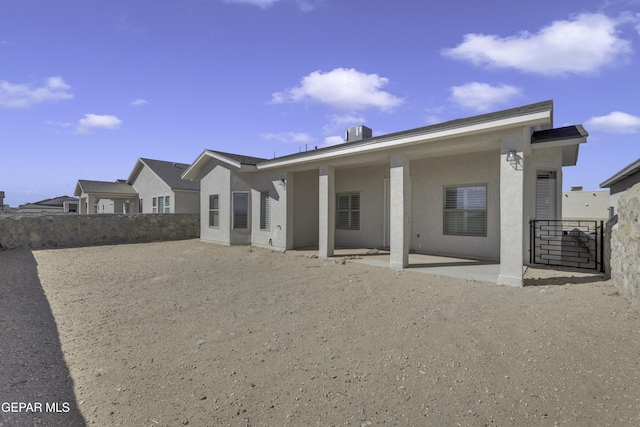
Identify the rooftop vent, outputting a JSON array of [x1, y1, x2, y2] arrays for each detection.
[[570, 186, 583, 191], [345, 125, 372, 142]]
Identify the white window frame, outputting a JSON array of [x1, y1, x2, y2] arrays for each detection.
[[209, 194, 219, 228], [260, 191, 270, 230], [232, 192, 249, 230], [152, 197, 157, 213], [443, 185, 487, 237], [164, 195, 170, 213], [336, 193, 360, 230]]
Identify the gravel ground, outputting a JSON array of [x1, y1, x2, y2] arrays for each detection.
[[2, 239, 640, 426]]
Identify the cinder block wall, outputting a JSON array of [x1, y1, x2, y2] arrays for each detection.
[[610, 183, 640, 313], [0, 214, 199, 250]]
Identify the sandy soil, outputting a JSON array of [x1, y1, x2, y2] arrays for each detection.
[[3, 239, 640, 426]]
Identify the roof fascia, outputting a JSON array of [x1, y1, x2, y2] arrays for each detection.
[[126, 159, 145, 184], [256, 110, 551, 170], [182, 150, 256, 181], [600, 158, 640, 188]]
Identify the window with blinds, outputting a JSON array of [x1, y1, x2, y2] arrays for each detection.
[[336, 193, 360, 230], [209, 194, 219, 227], [443, 185, 487, 236], [260, 192, 270, 230], [233, 192, 249, 229]]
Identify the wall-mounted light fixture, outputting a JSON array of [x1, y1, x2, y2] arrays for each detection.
[[506, 149, 519, 169]]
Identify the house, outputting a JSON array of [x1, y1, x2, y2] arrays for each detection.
[[75, 180, 139, 214], [75, 158, 200, 214], [126, 158, 200, 214], [600, 157, 640, 217], [18, 195, 79, 213], [562, 186, 610, 222], [182, 100, 587, 287]]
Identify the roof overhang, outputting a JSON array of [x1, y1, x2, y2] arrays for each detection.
[[600, 158, 640, 188], [530, 125, 588, 166], [256, 109, 551, 171], [182, 150, 258, 181]]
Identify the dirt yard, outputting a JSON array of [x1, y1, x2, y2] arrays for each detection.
[[2, 239, 640, 426]]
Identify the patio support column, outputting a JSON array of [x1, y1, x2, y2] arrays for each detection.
[[318, 165, 335, 258], [498, 135, 524, 287], [390, 154, 410, 269]]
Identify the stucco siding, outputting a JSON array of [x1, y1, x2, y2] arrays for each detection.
[[292, 170, 319, 248], [200, 164, 231, 245], [173, 190, 200, 214], [250, 170, 288, 251], [132, 165, 173, 213], [411, 151, 501, 260], [334, 164, 387, 249]]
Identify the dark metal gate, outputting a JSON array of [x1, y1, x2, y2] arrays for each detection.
[[530, 220, 604, 272]]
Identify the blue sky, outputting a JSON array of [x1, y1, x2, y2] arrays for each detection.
[[1, 0, 640, 207]]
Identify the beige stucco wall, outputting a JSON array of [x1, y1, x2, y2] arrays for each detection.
[[199, 163, 231, 245], [250, 170, 288, 250], [335, 164, 387, 249], [292, 169, 319, 248], [132, 165, 173, 213], [411, 150, 501, 260], [562, 190, 610, 221]]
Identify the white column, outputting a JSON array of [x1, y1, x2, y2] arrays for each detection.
[[87, 195, 96, 215], [498, 136, 525, 287], [390, 154, 410, 269], [318, 165, 335, 258]]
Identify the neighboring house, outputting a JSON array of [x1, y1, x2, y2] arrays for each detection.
[[75, 158, 201, 214], [600, 157, 640, 217], [182, 100, 588, 287], [126, 158, 200, 214], [75, 180, 139, 214], [18, 195, 79, 213], [562, 186, 610, 222]]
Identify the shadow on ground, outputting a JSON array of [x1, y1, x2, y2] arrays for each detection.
[[524, 265, 609, 287], [0, 248, 86, 427]]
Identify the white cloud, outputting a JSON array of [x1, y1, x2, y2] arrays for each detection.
[[130, 98, 149, 106], [0, 76, 73, 108], [585, 111, 640, 133], [322, 135, 345, 147], [261, 132, 314, 144], [222, 0, 281, 7], [76, 114, 122, 134], [271, 68, 404, 111], [220, 0, 316, 9], [442, 13, 632, 75], [449, 82, 522, 112], [322, 113, 366, 134], [45, 120, 74, 128]]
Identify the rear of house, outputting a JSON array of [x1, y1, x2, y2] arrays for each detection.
[[183, 100, 587, 286]]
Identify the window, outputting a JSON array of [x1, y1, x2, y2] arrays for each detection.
[[260, 192, 270, 230], [209, 194, 219, 227], [164, 196, 170, 213], [233, 192, 249, 229], [139, 199, 143, 213], [443, 185, 487, 236], [336, 193, 360, 230], [152, 197, 157, 213]]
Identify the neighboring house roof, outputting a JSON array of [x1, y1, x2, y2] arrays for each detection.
[[19, 195, 78, 209], [127, 158, 200, 191], [600, 157, 640, 188], [74, 180, 138, 197]]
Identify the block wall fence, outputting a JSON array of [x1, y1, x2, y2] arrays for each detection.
[[0, 213, 199, 250]]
